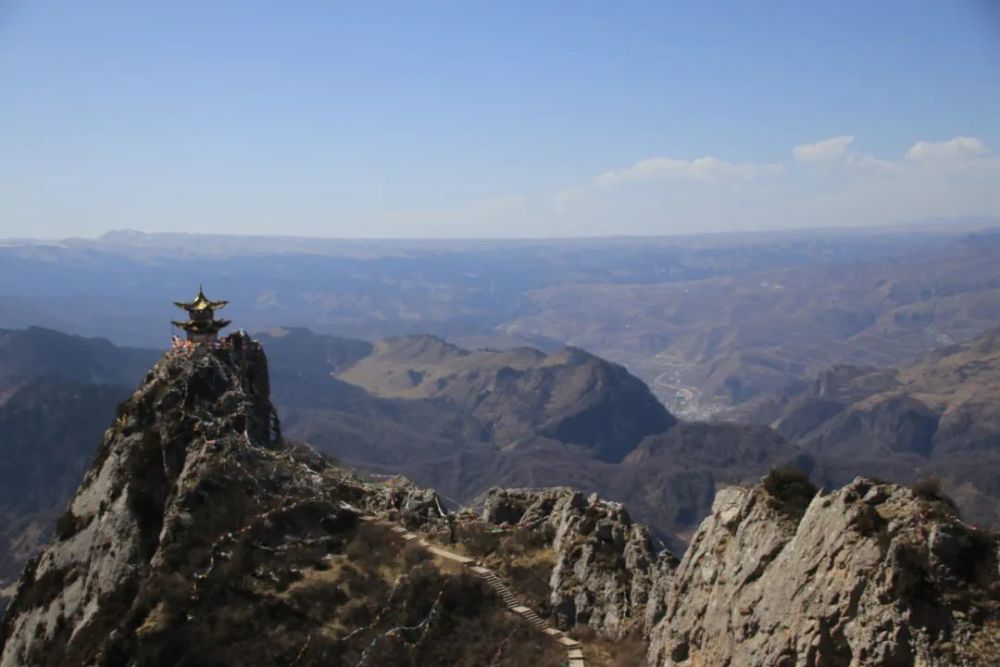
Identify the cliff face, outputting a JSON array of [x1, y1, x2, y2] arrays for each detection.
[[0, 333, 554, 667], [0, 332, 282, 665], [646, 474, 1000, 667], [0, 328, 159, 599], [481, 487, 677, 639], [0, 381, 129, 597]]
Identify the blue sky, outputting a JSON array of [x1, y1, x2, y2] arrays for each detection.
[[1, 1, 998, 238]]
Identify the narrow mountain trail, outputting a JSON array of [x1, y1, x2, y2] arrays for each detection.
[[358, 513, 587, 667]]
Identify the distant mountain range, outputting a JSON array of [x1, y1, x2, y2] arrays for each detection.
[[260, 327, 793, 550], [3, 223, 1000, 421], [4, 319, 1000, 609], [747, 327, 1000, 528], [0, 325, 784, 599]]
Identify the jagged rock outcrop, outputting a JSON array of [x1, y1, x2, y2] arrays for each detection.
[[646, 474, 1000, 666], [482, 475, 1000, 666], [0, 333, 287, 664], [0, 333, 555, 667], [482, 487, 677, 639]]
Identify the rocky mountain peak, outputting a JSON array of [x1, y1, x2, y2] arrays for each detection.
[[0, 332, 283, 664], [1, 332, 554, 667]]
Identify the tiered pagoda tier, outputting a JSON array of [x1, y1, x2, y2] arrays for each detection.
[[172, 286, 231, 343]]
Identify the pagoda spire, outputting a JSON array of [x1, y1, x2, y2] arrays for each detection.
[[172, 286, 231, 343]]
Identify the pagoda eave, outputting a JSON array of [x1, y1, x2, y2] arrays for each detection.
[[172, 319, 231, 332]]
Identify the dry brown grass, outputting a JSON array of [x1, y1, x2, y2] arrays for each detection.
[[579, 631, 650, 667]]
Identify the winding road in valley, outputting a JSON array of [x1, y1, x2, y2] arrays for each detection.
[[649, 352, 702, 414]]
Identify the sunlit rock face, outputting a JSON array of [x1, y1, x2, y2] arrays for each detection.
[[0, 332, 284, 665], [646, 475, 1000, 667], [481, 487, 678, 639]]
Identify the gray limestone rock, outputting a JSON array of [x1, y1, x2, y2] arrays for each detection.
[[482, 487, 677, 639], [646, 475, 1000, 666]]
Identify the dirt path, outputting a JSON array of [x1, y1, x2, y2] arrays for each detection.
[[360, 514, 587, 667]]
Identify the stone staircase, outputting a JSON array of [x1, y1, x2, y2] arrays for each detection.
[[470, 564, 584, 665], [475, 567, 547, 630]]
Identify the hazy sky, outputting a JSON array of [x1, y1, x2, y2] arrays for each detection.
[[1, 1, 998, 239]]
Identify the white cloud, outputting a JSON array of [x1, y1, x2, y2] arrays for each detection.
[[380, 134, 998, 237], [793, 135, 855, 162], [905, 136, 988, 162], [595, 156, 778, 188], [541, 135, 999, 235], [550, 185, 587, 212]]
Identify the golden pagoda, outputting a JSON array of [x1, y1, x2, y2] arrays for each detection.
[[172, 286, 231, 343]]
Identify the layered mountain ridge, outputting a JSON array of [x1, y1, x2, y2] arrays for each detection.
[[746, 327, 1000, 528], [3, 332, 998, 665], [336, 334, 676, 462], [9, 321, 1000, 602], [262, 328, 792, 551], [1, 325, 775, 601]]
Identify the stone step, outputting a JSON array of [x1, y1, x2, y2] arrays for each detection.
[[425, 545, 475, 564], [567, 648, 584, 659]]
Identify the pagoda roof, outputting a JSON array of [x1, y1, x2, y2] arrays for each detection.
[[174, 286, 228, 311], [172, 318, 232, 333]]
